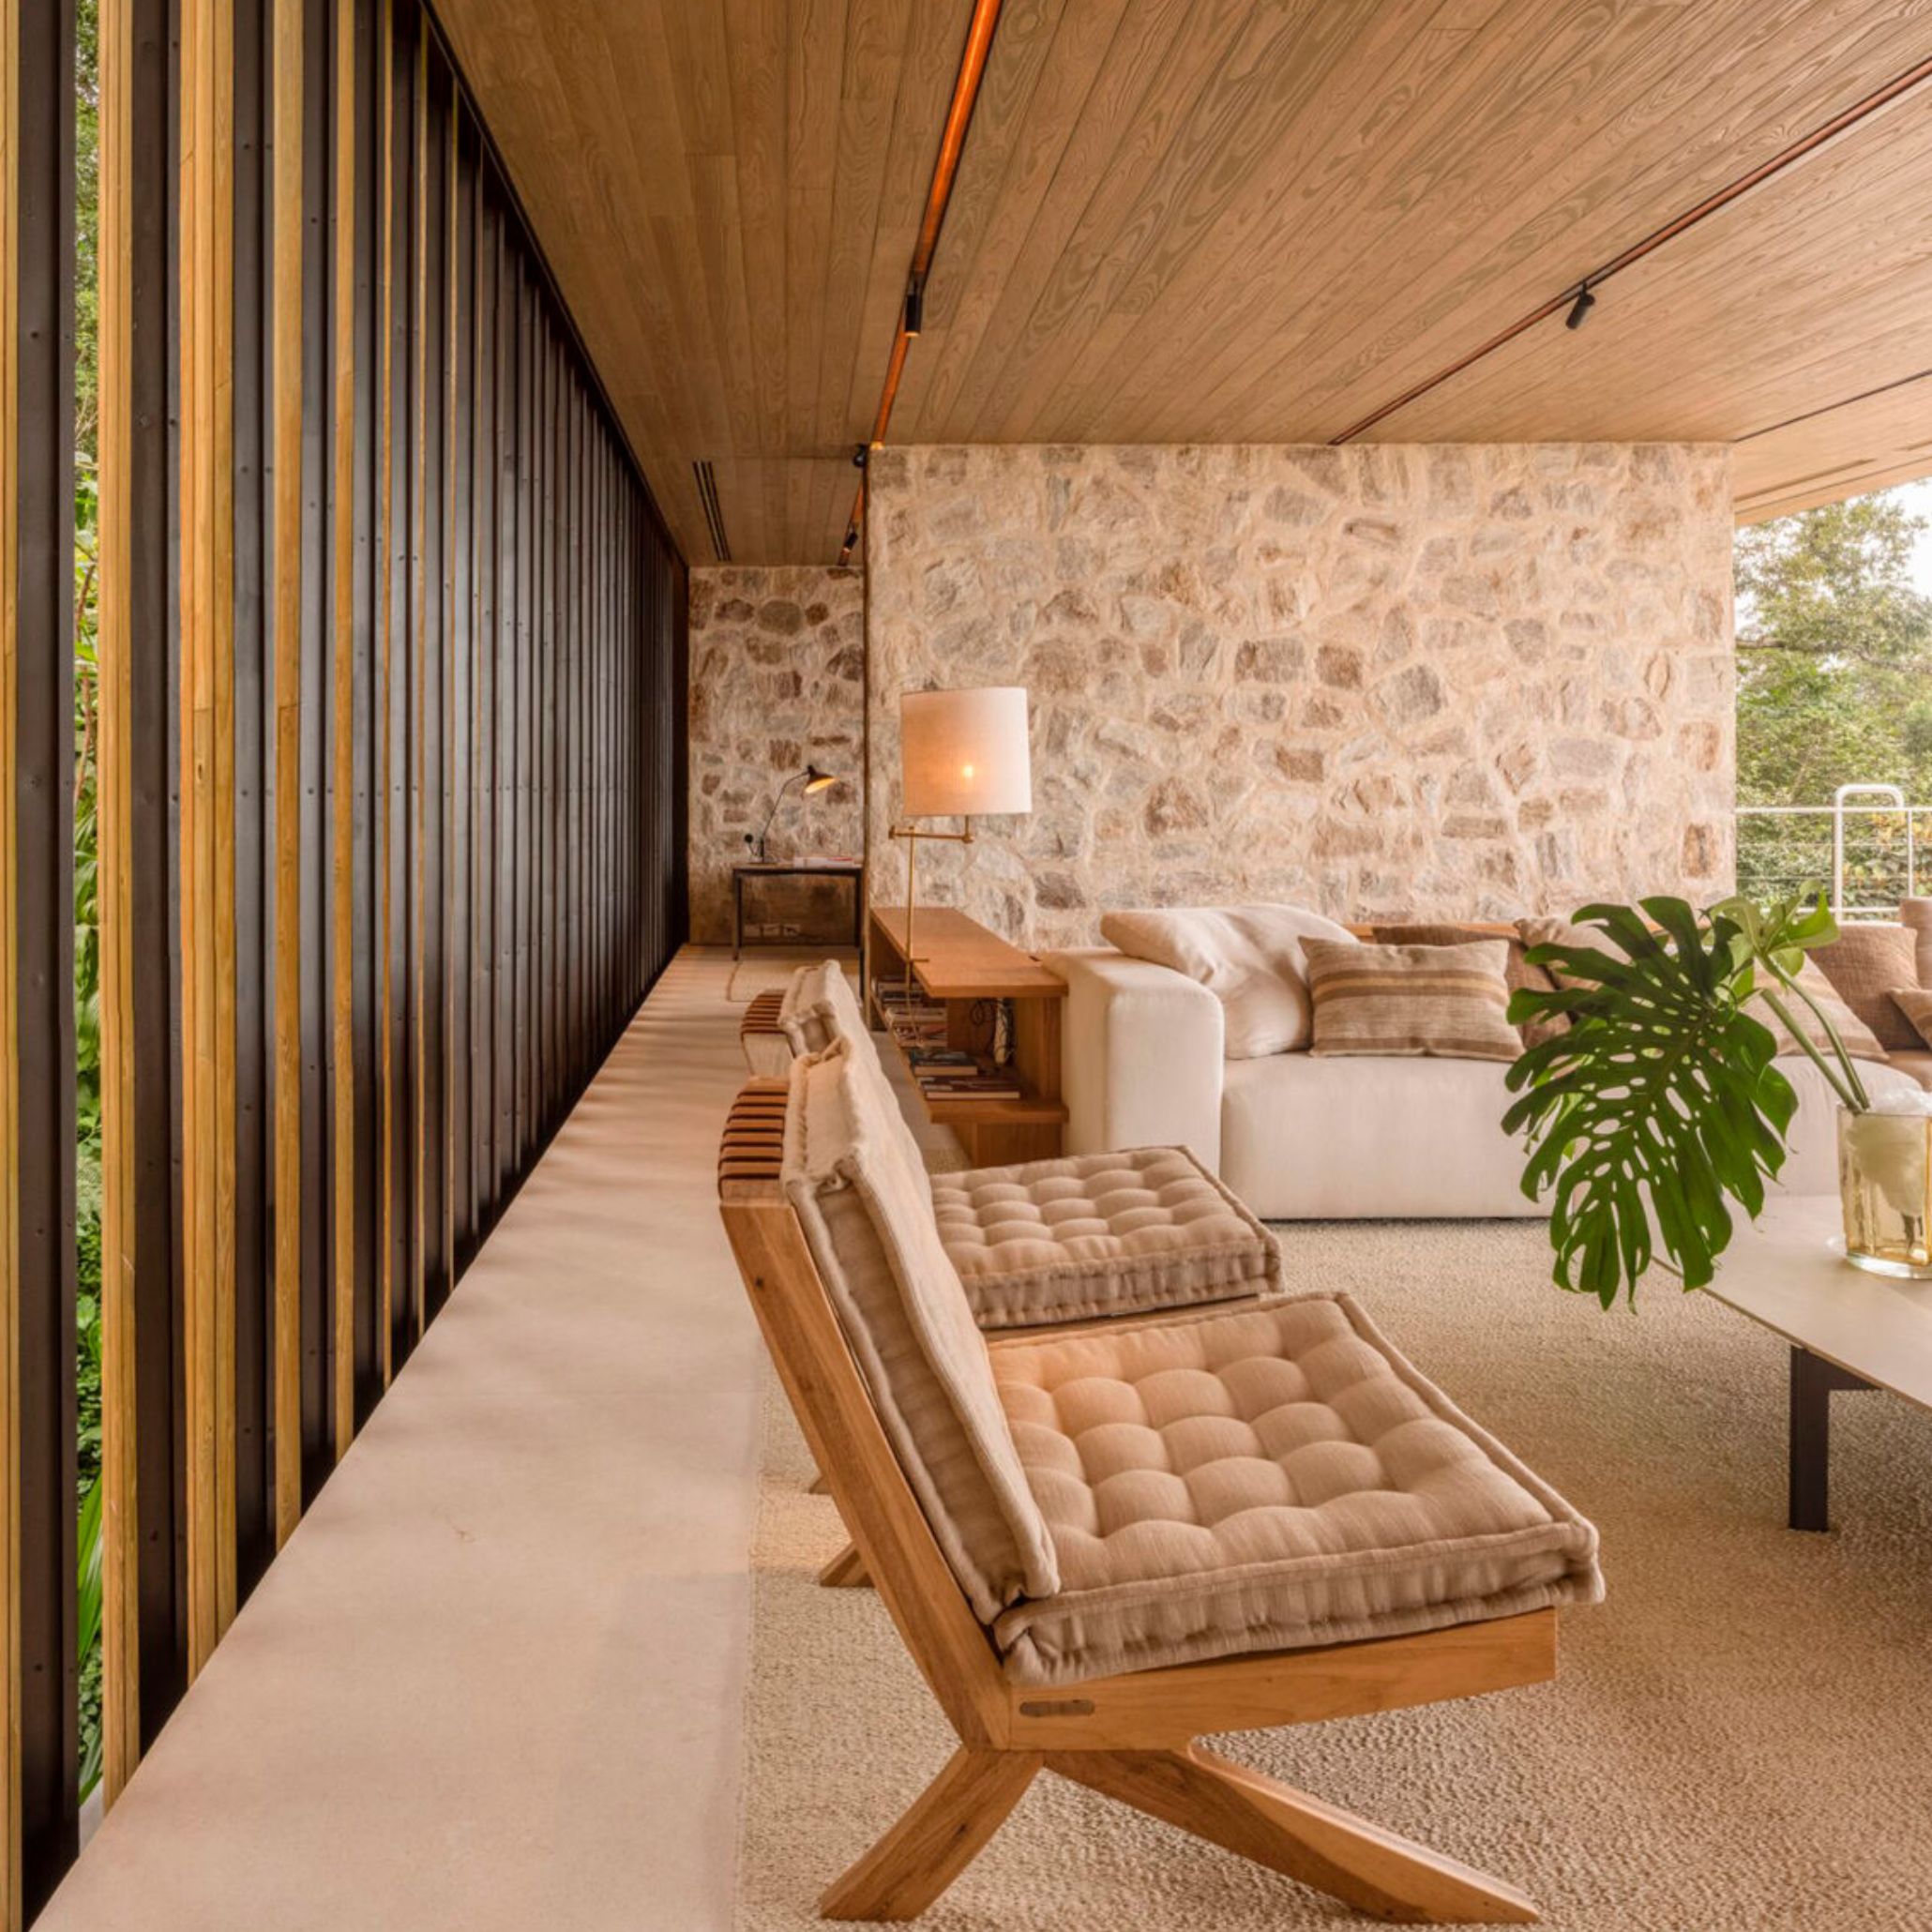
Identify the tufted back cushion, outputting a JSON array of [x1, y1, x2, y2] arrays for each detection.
[[777, 958, 869, 1058], [781, 1037, 1059, 1619]]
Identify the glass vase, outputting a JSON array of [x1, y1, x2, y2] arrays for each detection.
[[1838, 1102, 1932, 1279]]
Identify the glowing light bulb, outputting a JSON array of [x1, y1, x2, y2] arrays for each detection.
[[962, 762, 975, 780]]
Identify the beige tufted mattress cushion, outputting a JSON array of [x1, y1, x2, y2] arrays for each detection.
[[989, 1294, 1602, 1685], [931, 1147, 1280, 1330]]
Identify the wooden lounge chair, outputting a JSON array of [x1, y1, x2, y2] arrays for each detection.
[[747, 958, 1285, 1592], [717, 1041, 1603, 1923]]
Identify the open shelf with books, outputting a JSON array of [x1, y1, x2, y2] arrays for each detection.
[[866, 904, 1067, 1164]]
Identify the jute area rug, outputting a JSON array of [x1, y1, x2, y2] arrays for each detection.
[[733, 1221, 1932, 1930]]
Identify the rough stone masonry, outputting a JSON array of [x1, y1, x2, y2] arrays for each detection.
[[863, 443, 1734, 950]]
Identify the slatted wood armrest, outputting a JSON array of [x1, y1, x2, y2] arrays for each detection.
[[740, 989, 793, 1078]]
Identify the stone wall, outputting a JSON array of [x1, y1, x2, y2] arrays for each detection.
[[864, 444, 1734, 948], [687, 565, 865, 945]]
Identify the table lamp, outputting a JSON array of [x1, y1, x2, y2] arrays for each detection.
[[747, 763, 838, 862], [892, 687, 1032, 974]]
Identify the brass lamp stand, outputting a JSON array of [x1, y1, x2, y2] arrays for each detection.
[[889, 815, 974, 994]]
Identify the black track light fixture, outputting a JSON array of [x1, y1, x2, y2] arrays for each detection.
[[903, 279, 925, 336], [1564, 282, 1595, 331], [852, 443, 868, 470]]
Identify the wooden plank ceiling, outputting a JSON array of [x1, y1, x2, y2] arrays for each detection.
[[434, 0, 1932, 564]]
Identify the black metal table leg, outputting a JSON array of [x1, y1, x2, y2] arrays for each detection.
[[1789, 1346, 1876, 1532]]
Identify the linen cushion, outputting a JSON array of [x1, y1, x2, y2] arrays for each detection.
[[1902, 899, 1932, 986], [1812, 922, 1921, 1051], [778, 958, 869, 1057], [1372, 920, 1564, 1048], [781, 1038, 1058, 1618], [1099, 905, 1355, 1058], [932, 1146, 1280, 1331], [1883, 1045, 1932, 1090], [989, 1295, 1603, 1685], [1889, 989, 1932, 1053], [1303, 938, 1520, 1063], [1517, 913, 1614, 989], [1747, 956, 1887, 1064]]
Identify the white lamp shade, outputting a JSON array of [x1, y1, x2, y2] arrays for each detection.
[[899, 687, 1033, 818]]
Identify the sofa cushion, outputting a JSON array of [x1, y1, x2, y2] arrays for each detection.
[[781, 1038, 1059, 1618], [1220, 1052, 1542, 1219], [1373, 920, 1564, 1048], [1813, 922, 1921, 1050], [1304, 938, 1521, 1063], [1099, 905, 1355, 1058], [1516, 913, 1614, 989], [1902, 900, 1932, 985], [778, 958, 869, 1057], [988, 1295, 1603, 1685], [1748, 956, 1887, 1063], [932, 1146, 1280, 1331], [1885, 1046, 1932, 1090], [1889, 989, 1932, 1053]]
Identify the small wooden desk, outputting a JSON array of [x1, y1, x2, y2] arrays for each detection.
[[866, 905, 1066, 1165], [732, 860, 864, 959]]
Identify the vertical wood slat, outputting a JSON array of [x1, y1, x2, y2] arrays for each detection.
[[374, 0, 393, 1388], [0, 2, 21, 1892], [12, 0, 81, 1892], [270, 0, 304, 1548], [327, 0, 356, 1461], [180, 0, 239, 1679], [98, 0, 138, 1819], [98, 0, 185, 1809]]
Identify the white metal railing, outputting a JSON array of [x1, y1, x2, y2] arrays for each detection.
[[1735, 783, 1926, 918]]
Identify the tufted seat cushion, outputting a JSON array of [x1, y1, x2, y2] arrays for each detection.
[[989, 1295, 1602, 1686], [931, 1147, 1279, 1330]]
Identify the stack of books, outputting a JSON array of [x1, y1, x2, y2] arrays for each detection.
[[872, 981, 948, 1046], [904, 1045, 1024, 1104]]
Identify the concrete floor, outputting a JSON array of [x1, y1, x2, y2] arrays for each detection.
[[43, 948, 765, 1932]]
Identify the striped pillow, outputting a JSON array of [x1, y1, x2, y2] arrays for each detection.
[[1304, 938, 1521, 1062]]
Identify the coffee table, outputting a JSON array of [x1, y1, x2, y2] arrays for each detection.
[[1705, 1196, 1932, 1531]]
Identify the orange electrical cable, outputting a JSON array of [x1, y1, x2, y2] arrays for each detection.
[[839, 0, 1004, 563]]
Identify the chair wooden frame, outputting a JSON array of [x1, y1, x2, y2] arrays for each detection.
[[718, 1080, 1560, 1923]]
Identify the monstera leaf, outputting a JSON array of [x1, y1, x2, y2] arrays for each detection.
[[1503, 897, 1806, 1307]]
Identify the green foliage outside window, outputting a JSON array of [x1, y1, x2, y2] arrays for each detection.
[[1735, 491, 1932, 907]]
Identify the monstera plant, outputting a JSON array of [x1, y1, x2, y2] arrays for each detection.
[[1504, 893, 1871, 1307]]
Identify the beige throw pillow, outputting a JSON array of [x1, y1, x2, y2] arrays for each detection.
[[1812, 923, 1921, 1051], [1376, 920, 1565, 1048], [1747, 956, 1888, 1064], [1303, 938, 1521, 1063], [1100, 904, 1356, 1058], [1891, 988, 1932, 1051]]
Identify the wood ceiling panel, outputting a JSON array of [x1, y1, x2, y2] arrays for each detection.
[[434, 0, 971, 563], [1358, 98, 1932, 444], [1735, 373, 1932, 521], [436, 0, 1932, 563]]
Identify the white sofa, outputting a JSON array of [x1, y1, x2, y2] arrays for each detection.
[[1046, 946, 1920, 1220]]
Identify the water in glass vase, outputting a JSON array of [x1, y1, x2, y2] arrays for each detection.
[[1838, 1102, 1932, 1279]]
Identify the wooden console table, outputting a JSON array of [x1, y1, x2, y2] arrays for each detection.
[[866, 905, 1065, 1166]]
